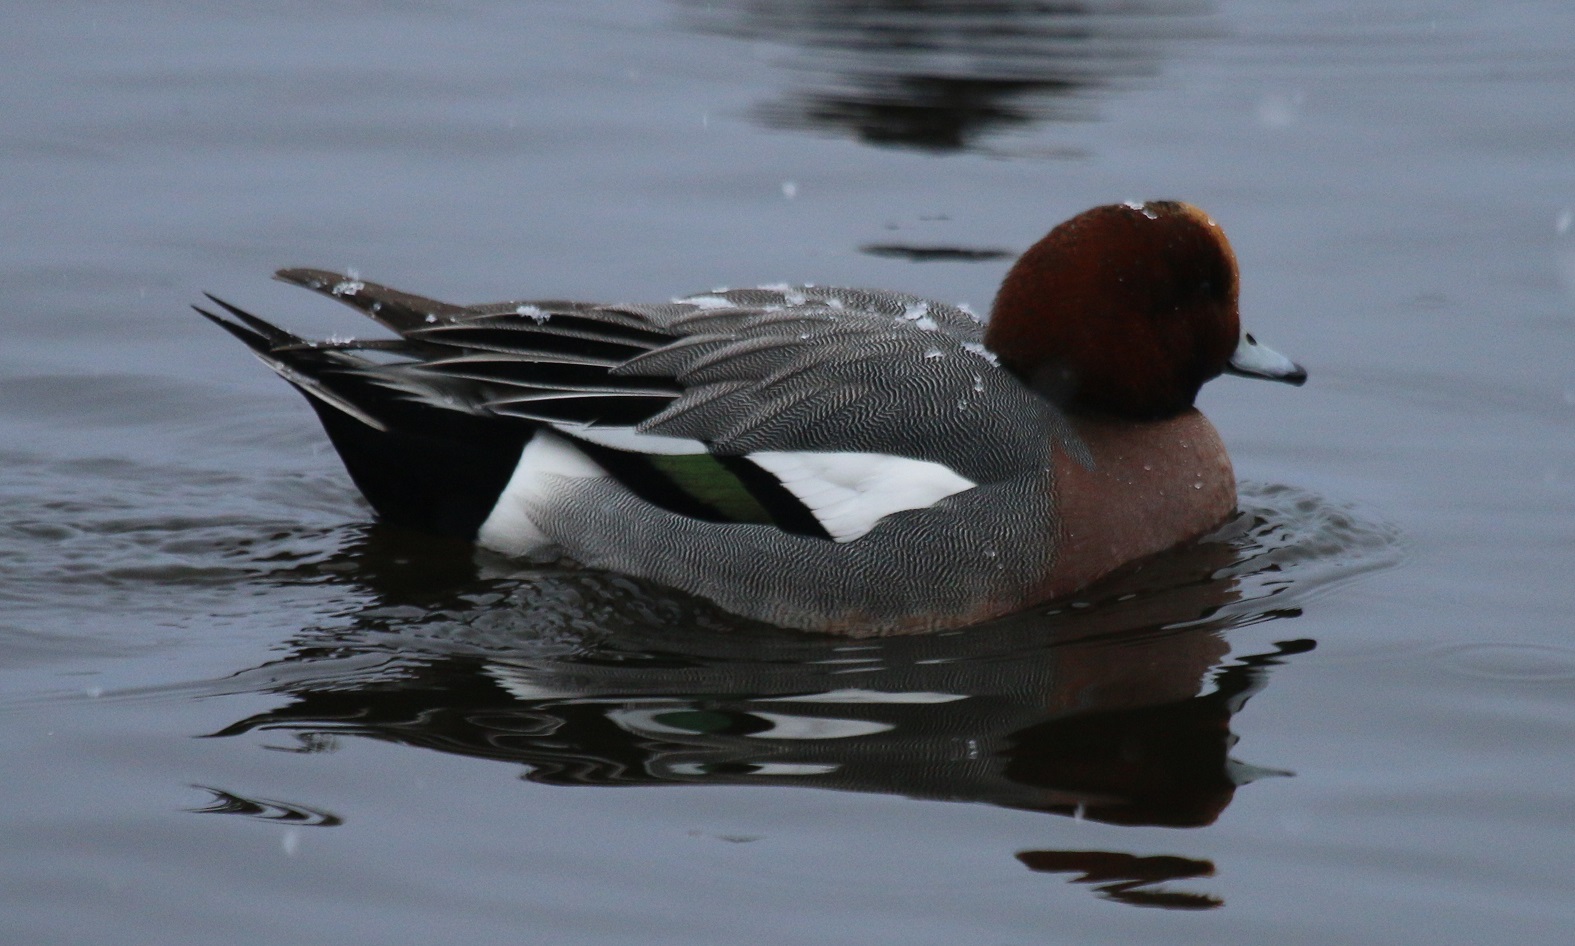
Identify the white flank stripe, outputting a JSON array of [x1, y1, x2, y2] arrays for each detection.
[[554, 423, 707, 455], [477, 431, 607, 557], [749, 451, 977, 542]]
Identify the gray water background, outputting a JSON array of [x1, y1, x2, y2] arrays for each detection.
[[4, 1, 1574, 943]]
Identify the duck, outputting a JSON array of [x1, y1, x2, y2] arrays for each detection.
[[198, 200, 1305, 634]]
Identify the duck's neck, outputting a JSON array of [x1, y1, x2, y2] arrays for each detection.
[[1042, 409, 1237, 598]]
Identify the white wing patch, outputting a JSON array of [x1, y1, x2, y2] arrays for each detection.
[[477, 430, 607, 557], [749, 451, 977, 542]]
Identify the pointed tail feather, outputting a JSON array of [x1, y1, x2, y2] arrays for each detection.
[[195, 297, 391, 432], [274, 268, 469, 333]]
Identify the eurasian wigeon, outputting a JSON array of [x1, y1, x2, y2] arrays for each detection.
[[199, 200, 1305, 633]]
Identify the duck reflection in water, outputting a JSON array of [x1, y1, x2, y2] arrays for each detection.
[[190, 492, 1349, 910], [678, 0, 1220, 153]]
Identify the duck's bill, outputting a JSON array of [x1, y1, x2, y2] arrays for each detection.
[[1225, 333, 1307, 386]]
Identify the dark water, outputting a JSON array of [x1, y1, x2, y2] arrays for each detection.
[[5, 1, 1574, 943]]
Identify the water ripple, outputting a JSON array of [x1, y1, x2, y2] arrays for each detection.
[[187, 786, 343, 827], [1437, 642, 1575, 683]]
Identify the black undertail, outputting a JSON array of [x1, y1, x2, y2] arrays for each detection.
[[195, 295, 531, 539], [308, 399, 531, 539]]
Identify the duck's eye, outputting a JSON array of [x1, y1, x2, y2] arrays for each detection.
[[1245, 333, 1257, 344]]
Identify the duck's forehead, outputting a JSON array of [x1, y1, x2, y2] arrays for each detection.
[[1124, 202, 1240, 282], [1121, 199, 1216, 228]]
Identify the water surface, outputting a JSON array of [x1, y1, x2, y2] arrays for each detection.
[[4, 0, 1574, 943]]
